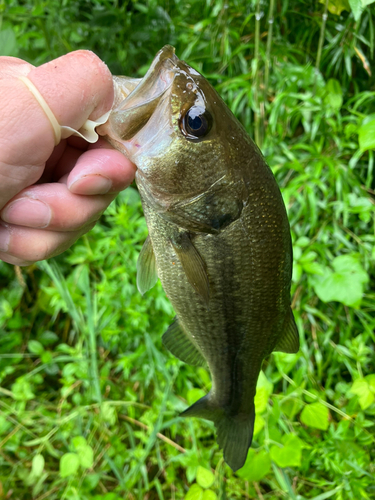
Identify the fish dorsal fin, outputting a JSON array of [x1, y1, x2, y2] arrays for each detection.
[[162, 317, 207, 367], [273, 309, 299, 353], [171, 233, 210, 305], [137, 235, 158, 295]]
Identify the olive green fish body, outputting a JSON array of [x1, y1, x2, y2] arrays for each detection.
[[102, 45, 299, 471]]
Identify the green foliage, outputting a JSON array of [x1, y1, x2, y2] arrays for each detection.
[[196, 466, 215, 489], [350, 375, 375, 409], [312, 253, 369, 307], [1, 0, 375, 499], [237, 449, 271, 482], [300, 402, 330, 430], [270, 434, 309, 468]]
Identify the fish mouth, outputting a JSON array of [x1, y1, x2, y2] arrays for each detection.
[[101, 45, 179, 148]]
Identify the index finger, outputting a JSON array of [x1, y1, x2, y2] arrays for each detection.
[[0, 51, 114, 209]]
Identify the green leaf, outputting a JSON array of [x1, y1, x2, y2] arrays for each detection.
[[78, 444, 94, 468], [101, 402, 117, 425], [313, 254, 368, 307], [349, 0, 364, 19], [281, 397, 304, 419], [72, 436, 94, 468], [72, 436, 87, 449], [358, 118, 375, 151], [333, 254, 368, 278], [0, 28, 17, 56], [270, 434, 305, 468], [254, 371, 273, 413], [367, 374, 375, 391], [320, 0, 350, 15], [83, 473, 101, 491], [196, 466, 214, 489], [11, 377, 35, 401], [202, 490, 217, 500], [237, 449, 271, 481], [31, 454, 45, 477], [185, 484, 204, 500], [270, 444, 299, 468], [60, 453, 80, 478], [28, 340, 44, 355], [257, 370, 273, 394], [274, 351, 301, 375], [324, 79, 343, 110], [300, 402, 329, 430], [302, 261, 326, 275], [350, 377, 375, 409], [253, 414, 265, 436], [254, 387, 269, 414]]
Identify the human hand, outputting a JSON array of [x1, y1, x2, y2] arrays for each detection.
[[0, 51, 136, 266]]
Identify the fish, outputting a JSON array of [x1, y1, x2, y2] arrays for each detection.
[[99, 45, 299, 472]]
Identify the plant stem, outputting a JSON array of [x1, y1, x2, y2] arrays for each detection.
[[315, 0, 329, 92], [0, 0, 4, 32], [254, 0, 262, 147], [119, 415, 186, 453], [264, 0, 275, 104], [85, 285, 102, 404]]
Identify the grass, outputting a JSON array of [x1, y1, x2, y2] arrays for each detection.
[[0, 1, 375, 499]]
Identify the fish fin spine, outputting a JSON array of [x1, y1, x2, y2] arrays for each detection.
[[180, 393, 254, 472]]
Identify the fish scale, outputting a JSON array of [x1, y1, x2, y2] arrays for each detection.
[[102, 44, 299, 472]]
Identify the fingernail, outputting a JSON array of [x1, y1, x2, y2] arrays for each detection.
[[69, 174, 112, 195], [1, 198, 51, 228], [0, 224, 10, 252]]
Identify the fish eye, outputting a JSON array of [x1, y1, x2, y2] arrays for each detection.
[[180, 106, 213, 140]]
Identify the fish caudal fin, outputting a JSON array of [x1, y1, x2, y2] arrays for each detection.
[[180, 394, 254, 472], [215, 409, 255, 472]]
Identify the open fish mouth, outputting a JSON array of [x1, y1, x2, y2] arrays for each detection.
[[102, 45, 179, 145]]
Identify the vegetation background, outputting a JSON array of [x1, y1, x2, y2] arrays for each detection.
[[1, 0, 375, 499]]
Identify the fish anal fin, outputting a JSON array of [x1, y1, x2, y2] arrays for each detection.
[[162, 318, 207, 367], [273, 308, 299, 354], [137, 235, 158, 295], [181, 393, 255, 472], [171, 233, 210, 305]]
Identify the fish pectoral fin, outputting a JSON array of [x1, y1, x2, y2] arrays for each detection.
[[136, 235, 158, 295], [273, 309, 300, 353], [171, 233, 210, 305], [162, 317, 207, 367]]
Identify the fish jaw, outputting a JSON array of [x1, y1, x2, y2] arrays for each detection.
[[99, 45, 179, 158]]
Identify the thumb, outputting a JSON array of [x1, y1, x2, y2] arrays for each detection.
[[0, 50, 114, 210]]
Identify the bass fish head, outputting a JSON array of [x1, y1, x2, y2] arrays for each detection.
[[101, 45, 254, 200]]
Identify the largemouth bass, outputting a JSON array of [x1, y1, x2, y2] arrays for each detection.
[[100, 45, 299, 472]]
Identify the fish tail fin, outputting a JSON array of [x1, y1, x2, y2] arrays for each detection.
[[180, 393, 255, 472]]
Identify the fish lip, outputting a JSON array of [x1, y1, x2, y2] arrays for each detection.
[[116, 45, 179, 111], [102, 45, 180, 146]]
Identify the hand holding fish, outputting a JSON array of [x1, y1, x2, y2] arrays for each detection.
[[0, 45, 299, 471], [0, 51, 136, 266]]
